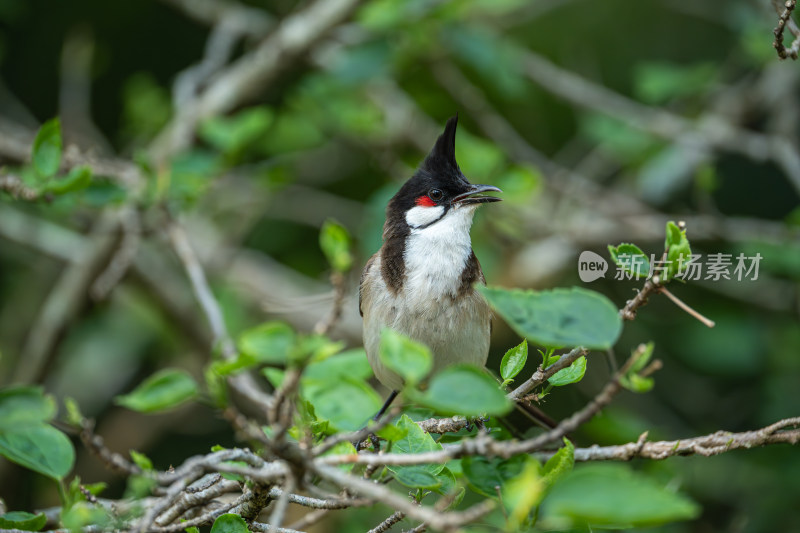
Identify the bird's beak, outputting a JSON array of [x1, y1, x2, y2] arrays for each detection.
[[452, 184, 502, 205]]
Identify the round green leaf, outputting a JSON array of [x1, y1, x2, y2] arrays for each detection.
[[304, 378, 382, 432], [479, 286, 622, 350], [379, 329, 432, 386], [0, 511, 47, 531], [540, 463, 700, 528], [237, 321, 295, 364], [211, 514, 249, 533], [500, 339, 528, 382], [0, 424, 75, 480], [115, 369, 198, 413], [463, 454, 536, 498], [32, 118, 62, 178], [0, 387, 56, 431], [416, 365, 512, 416]]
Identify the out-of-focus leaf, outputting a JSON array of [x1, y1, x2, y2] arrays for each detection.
[[503, 457, 544, 529], [415, 365, 512, 416], [121, 73, 171, 143], [115, 369, 198, 413], [43, 166, 92, 194], [0, 511, 46, 531], [199, 107, 273, 156], [580, 114, 656, 160], [129, 450, 153, 471], [540, 464, 700, 528], [0, 425, 75, 480], [500, 339, 527, 383], [479, 286, 622, 350], [303, 378, 382, 432], [542, 439, 575, 490], [379, 329, 432, 386], [548, 356, 587, 387], [634, 62, 717, 104], [321, 441, 357, 472], [303, 348, 372, 382], [61, 503, 110, 532], [0, 387, 56, 430], [238, 321, 295, 365], [32, 118, 62, 178], [319, 219, 353, 272]]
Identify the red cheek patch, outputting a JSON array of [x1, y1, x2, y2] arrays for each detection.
[[415, 196, 436, 207]]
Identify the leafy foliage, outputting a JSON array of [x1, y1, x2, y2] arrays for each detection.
[[479, 286, 622, 349]]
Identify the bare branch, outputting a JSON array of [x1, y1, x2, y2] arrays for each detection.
[[774, 0, 800, 60]]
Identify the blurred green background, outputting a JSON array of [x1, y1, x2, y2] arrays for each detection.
[[0, 0, 799, 531]]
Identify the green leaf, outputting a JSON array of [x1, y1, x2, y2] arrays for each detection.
[[319, 219, 353, 272], [620, 343, 656, 393], [385, 414, 444, 483], [540, 463, 700, 528], [620, 373, 654, 393], [500, 339, 527, 382], [61, 503, 110, 532], [237, 321, 295, 365], [479, 286, 622, 350], [210, 513, 250, 533], [0, 511, 47, 531], [199, 107, 274, 155], [548, 356, 587, 387], [0, 387, 56, 431], [32, 118, 62, 178], [303, 378, 382, 432], [415, 365, 512, 416], [321, 441, 358, 472], [608, 243, 650, 278], [0, 424, 75, 480], [129, 450, 153, 471], [44, 166, 92, 194], [303, 348, 373, 382], [115, 369, 198, 413], [542, 439, 575, 490], [379, 329, 432, 386], [64, 397, 84, 427], [394, 466, 441, 490], [462, 454, 537, 498], [664, 221, 692, 281], [262, 367, 286, 389], [503, 458, 544, 529]]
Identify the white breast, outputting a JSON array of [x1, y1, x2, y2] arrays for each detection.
[[403, 205, 477, 306]]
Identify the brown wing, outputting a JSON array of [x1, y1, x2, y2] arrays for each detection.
[[359, 252, 378, 317]]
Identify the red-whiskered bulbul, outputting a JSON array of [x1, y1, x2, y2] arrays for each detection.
[[359, 115, 501, 417]]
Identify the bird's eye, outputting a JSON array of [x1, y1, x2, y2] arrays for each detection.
[[428, 189, 443, 202]]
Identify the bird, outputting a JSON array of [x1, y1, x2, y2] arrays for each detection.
[[359, 115, 501, 418]]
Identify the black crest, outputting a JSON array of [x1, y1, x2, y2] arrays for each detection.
[[422, 114, 460, 176]]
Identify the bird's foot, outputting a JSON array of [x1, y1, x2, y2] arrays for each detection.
[[354, 432, 380, 452], [464, 415, 490, 433]]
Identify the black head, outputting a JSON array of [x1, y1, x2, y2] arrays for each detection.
[[384, 115, 501, 234]]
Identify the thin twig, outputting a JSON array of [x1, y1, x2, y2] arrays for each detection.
[[368, 511, 406, 533], [657, 286, 716, 328]]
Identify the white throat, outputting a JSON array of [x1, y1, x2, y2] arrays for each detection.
[[403, 205, 477, 302]]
